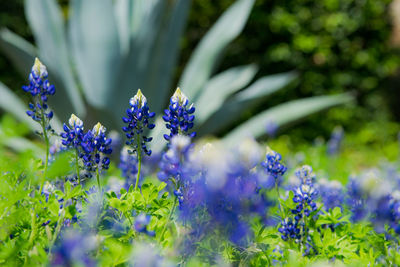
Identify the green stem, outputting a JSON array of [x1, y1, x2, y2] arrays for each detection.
[[75, 149, 80, 185], [275, 182, 284, 218], [96, 167, 101, 192], [124, 211, 133, 227], [135, 139, 142, 191], [39, 100, 49, 194], [159, 196, 178, 241], [48, 206, 65, 256]]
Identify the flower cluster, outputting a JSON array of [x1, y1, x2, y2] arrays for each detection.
[[173, 139, 274, 247], [162, 88, 196, 141], [278, 218, 300, 241], [23, 58, 55, 130], [60, 114, 84, 150], [158, 135, 194, 207], [80, 123, 112, 175], [279, 165, 318, 246], [317, 178, 345, 211], [122, 89, 155, 156], [60, 115, 112, 180], [261, 147, 287, 183]]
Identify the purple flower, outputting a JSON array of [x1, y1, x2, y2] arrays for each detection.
[[162, 88, 196, 141]]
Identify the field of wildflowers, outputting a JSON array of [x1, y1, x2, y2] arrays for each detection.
[[0, 57, 400, 266]]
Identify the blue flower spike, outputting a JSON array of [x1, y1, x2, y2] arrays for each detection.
[[60, 114, 85, 184], [122, 89, 155, 190], [23, 57, 56, 192], [163, 88, 196, 141], [80, 122, 112, 190]]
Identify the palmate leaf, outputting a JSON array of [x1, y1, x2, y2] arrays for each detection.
[[197, 71, 297, 136], [24, 0, 85, 121], [194, 64, 258, 124], [179, 0, 255, 100], [69, 0, 121, 109], [223, 93, 354, 145]]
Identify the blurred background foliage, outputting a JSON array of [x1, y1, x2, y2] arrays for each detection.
[[0, 0, 399, 141]]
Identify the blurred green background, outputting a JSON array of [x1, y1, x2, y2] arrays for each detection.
[[1, 0, 400, 142]]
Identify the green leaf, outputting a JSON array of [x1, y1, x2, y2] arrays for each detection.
[[69, 0, 121, 109], [47, 151, 73, 179], [223, 93, 354, 144], [25, 0, 85, 119], [194, 64, 258, 124], [179, 0, 255, 100], [0, 28, 36, 77], [197, 71, 297, 136]]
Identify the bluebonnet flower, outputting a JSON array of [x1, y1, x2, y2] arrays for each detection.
[[327, 126, 344, 155], [278, 165, 318, 251], [80, 122, 112, 178], [317, 178, 344, 211], [60, 114, 85, 150], [278, 218, 300, 241], [122, 89, 155, 156], [23, 58, 55, 129], [162, 88, 196, 141], [134, 214, 155, 236], [261, 147, 287, 186], [119, 146, 138, 182], [52, 230, 98, 267], [158, 135, 194, 207], [176, 139, 273, 247]]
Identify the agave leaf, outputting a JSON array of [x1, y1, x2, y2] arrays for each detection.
[[25, 0, 85, 117], [69, 0, 121, 109], [197, 71, 297, 136], [114, 0, 158, 54], [179, 0, 255, 100], [0, 82, 62, 132], [112, 1, 166, 120], [140, 0, 192, 115], [223, 93, 354, 144], [0, 82, 39, 131], [194, 64, 258, 124], [0, 28, 36, 77]]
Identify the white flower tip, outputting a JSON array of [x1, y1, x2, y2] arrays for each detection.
[[129, 89, 147, 108], [32, 57, 48, 78], [172, 87, 188, 105], [93, 122, 106, 136], [69, 114, 83, 128]]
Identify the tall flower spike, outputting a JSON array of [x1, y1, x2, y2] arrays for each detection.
[[23, 58, 55, 128], [122, 89, 155, 156], [81, 122, 113, 184], [162, 88, 196, 141]]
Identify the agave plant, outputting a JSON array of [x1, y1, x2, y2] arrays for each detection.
[[0, 0, 352, 151]]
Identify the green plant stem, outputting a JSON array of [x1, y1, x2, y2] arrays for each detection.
[[124, 211, 133, 227], [159, 196, 178, 241], [135, 139, 142, 191], [48, 206, 65, 256], [25, 208, 37, 264], [275, 182, 284, 218], [39, 102, 49, 194], [96, 167, 101, 192], [75, 149, 80, 185]]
